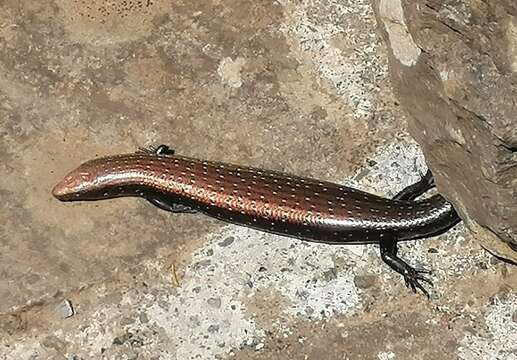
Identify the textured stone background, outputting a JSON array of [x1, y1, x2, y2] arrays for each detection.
[[1, 1, 515, 359]]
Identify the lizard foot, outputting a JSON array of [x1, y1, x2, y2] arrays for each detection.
[[402, 266, 433, 299]]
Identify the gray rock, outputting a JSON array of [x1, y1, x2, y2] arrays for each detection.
[[353, 275, 377, 289], [374, 0, 517, 261], [55, 300, 74, 319], [207, 297, 222, 309], [218, 237, 234, 247]]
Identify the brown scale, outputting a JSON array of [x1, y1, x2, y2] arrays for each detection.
[[52, 152, 458, 244]]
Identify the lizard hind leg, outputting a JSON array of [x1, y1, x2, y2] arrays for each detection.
[[379, 236, 433, 298], [393, 169, 435, 201]]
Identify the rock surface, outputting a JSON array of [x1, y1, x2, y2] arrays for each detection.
[[375, 0, 517, 261], [1, 1, 516, 359]]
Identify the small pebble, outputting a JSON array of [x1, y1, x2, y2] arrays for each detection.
[[119, 317, 135, 326], [218, 236, 234, 247], [354, 275, 376, 289], [207, 324, 220, 333], [55, 299, 74, 319], [189, 315, 201, 327], [139, 312, 149, 324], [207, 297, 222, 308], [192, 259, 211, 270]]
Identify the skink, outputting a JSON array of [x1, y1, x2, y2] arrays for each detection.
[[52, 145, 460, 297]]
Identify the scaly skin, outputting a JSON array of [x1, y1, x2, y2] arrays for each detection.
[[52, 145, 461, 297]]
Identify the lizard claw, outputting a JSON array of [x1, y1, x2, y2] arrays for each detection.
[[403, 267, 433, 299]]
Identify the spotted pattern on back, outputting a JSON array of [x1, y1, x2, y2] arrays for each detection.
[[68, 153, 457, 244]]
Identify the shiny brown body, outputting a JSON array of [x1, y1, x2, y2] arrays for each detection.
[[53, 152, 458, 245], [52, 146, 462, 296]]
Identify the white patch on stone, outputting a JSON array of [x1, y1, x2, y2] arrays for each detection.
[[378, 351, 396, 360], [446, 124, 466, 145], [438, 2, 471, 26], [507, 17, 517, 73], [217, 57, 246, 88], [345, 140, 427, 196], [278, 0, 387, 119], [0, 339, 45, 359], [60, 306, 116, 358], [144, 225, 364, 359], [458, 294, 517, 360], [378, 0, 421, 67]]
